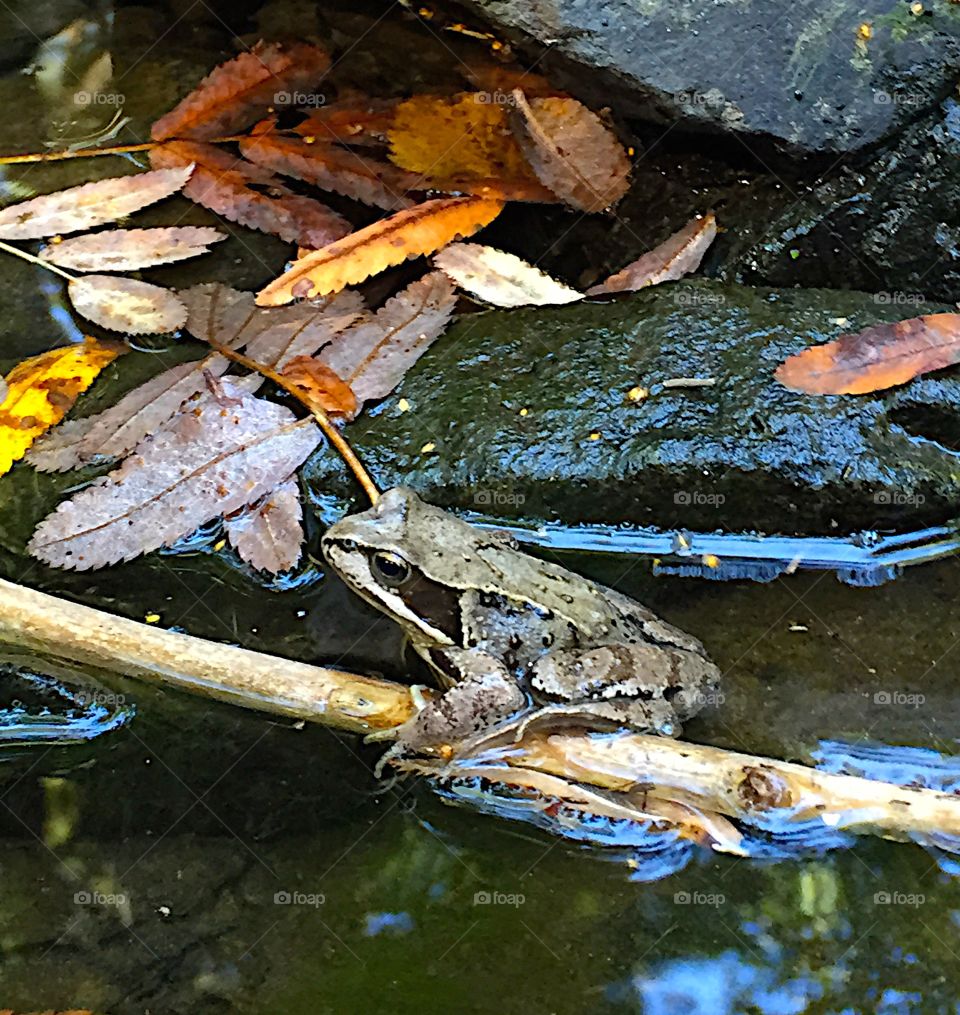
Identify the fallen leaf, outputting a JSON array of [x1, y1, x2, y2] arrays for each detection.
[[775, 313, 960, 394], [29, 378, 321, 570], [508, 90, 630, 212], [68, 276, 188, 334], [27, 355, 231, 472], [434, 242, 582, 307], [587, 213, 718, 294], [0, 166, 192, 239], [151, 41, 331, 141], [41, 226, 225, 271], [292, 97, 399, 146], [281, 355, 357, 417], [320, 270, 456, 406], [388, 93, 546, 193], [150, 140, 349, 248], [240, 133, 421, 210], [183, 282, 364, 368], [0, 338, 123, 476], [256, 195, 503, 305], [224, 477, 304, 573]]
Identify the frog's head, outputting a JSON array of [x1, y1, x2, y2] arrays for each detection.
[[321, 487, 462, 646]]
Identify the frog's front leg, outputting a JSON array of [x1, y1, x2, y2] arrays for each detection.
[[525, 641, 721, 738], [392, 647, 528, 752]]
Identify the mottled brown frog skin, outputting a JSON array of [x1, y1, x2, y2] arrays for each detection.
[[322, 488, 720, 750]]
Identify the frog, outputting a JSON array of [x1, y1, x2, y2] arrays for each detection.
[[321, 487, 721, 753]]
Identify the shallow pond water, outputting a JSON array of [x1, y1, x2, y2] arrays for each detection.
[[0, 2, 958, 1012]]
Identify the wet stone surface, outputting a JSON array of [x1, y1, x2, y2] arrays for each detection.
[[305, 280, 960, 536], [459, 0, 960, 154]]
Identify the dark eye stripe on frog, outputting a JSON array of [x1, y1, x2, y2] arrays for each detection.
[[397, 570, 462, 642]]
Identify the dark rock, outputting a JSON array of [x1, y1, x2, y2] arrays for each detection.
[[304, 280, 960, 535], [722, 98, 960, 305], [457, 0, 960, 154]]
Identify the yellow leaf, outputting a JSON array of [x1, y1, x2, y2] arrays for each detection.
[[389, 93, 537, 184], [0, 338, 124, 476]]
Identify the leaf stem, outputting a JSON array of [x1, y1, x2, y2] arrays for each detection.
[[206, 339, 381, 505], [0, 239, 75, 281], [0, 134, 251, 166]]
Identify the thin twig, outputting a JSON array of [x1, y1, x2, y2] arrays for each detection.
[[206, 338, 381, 505], [0, 239, 75, 281]]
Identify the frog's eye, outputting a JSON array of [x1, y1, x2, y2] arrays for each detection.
[[371, 551, 412, 589]]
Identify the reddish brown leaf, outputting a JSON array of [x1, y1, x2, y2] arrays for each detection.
[[508, 90, 630, 212], [587, 213, 718, 295], [293, 98, 400, 146], [151, 40, 331, 141], [239, 134, 420, 210], [321, 271, 456, 406], [0, 166, 192, 239], [775, 314, 960, 395], [150, 140, 349, 248], [41, 226, 225, 271], [281, 355, 357, 417], [68, 276, 187, 334], [29, 378, 321, 570], [256, 195, 503, 305], [225, 478, 304, 573]]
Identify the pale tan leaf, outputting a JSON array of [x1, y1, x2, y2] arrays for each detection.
[[225, 478, 305, 574], [182, 282, 364, 368], [320, 271, 456, 407], [587, 213, 718, 295], [151, 41, 331, 141], [68, 276, 188, 334], [28, 378, 322, 570], [508, 90, 630, 212], [40, 226, 225, 272], [0, 166, 192, 239], [434, 242, 583, 307], [26, 355, 230, 472]]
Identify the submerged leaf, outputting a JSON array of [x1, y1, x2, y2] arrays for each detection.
[[68, 276, 188, 334], [0, 338, 123, 476], [0, 166, 192, 239], [182, 282, 364, 368], [240, 134, 420, 210], [508, 90, 630, 212], [434, 242, 582, 307], [150, 140, 349, 248], [320, 271, 456, 406], [41, 226, 225, 271], [257, 195, 503, 305], [29, 378, 321, 570], [775, 313, 960, 395], [225, 478, 304, 574], [151, 41, 331, 141], [588, 213, 717, 295], [27, 355, 230, 472], [281, 356, 357, 417]]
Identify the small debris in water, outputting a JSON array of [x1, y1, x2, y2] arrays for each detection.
[[789, 623, 809, 632], [144, 612, 161, 624]]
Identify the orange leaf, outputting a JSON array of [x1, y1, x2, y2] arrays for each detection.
[[775, 314, 960, 394], [0, 338, 124, 476], [508, 90, 630, 212], [293, 97, 400, 146], [256, 195, 503, 305], [151, 40, 331, 141], [281, 355, 358, 417], [239, 134, 421, 210], [150, 140, 349, 248], [587, 213, 717, 295]]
